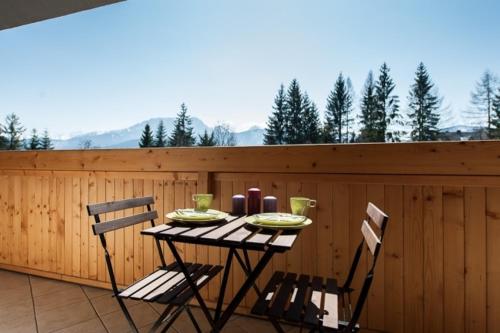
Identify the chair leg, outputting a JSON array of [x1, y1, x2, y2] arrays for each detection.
[[186, 306, 203, 333], [148, 304, 175, 333], [159, 305, 186, 333], [116, 297, 139, 333], [269, 317, 286, 333]]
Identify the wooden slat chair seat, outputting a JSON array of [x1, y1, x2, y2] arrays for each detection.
[[251, 202, 388, 333], [87, 196, 222, 333]]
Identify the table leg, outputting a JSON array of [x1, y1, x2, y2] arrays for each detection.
[[216, 249, 275, 331], [234, 249, 263, 296], [214, 247, 234, 321], [165, 239, 218, 332]]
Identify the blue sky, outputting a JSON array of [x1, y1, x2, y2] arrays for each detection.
[[1, 0, 499, 138]]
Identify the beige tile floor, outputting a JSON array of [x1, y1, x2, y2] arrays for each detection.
[[0, 269, 379, 333]]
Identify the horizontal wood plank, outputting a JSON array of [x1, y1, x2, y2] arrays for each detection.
[[92, 211, 158, 234]]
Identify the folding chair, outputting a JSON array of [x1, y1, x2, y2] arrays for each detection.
[[252, 202, 388, 332], [87, 196, 222, 333]]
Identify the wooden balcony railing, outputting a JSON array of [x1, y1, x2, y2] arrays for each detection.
[[0, 141, 499, 332]]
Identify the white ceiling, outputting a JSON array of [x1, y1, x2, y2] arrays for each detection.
[[0, 0, 124, 31]]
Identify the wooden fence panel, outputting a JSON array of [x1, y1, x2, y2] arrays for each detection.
[[0, 144, 499, 332]]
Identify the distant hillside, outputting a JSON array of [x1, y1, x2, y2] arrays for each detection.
[[53, 117, 263, 149]]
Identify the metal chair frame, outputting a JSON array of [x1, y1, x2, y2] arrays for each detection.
[[88, 196, 206, 333]]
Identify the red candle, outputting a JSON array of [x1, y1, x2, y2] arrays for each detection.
[[247, 188, 261, 215]]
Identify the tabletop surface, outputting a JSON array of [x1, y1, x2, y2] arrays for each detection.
[[141, 215, 301, 252]]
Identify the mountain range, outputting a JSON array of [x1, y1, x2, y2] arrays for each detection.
[[52, 117, 265, 149]]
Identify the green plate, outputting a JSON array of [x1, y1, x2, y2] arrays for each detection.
[[245, 213, 313, 230], [166, 209, 228, 224]]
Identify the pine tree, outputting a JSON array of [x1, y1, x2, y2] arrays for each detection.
[[301, 93, 322, 143], [1, 113, 25, 150], [284, 79, 304, 144], [407, 63, 442, 141], [0, 120, 6, 149], [468, 70, 498, 137], [198, 129, 216, 146], [168, 103, 196, 147], [358, 71, 379, 142], [324, 73, 354, 143], [154, 120, 167, 147], [375, 63, 401, 142], [27, 129, 40, 150], [139, 124, 154, 147], [491, 88, 500, 138], [40, 130, 54, 150], [264, 84, 287, 145]]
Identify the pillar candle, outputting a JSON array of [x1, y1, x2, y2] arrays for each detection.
[[231, 194, 246, 216], [247, 188, 261, 215], [263, 196, 278, 213]]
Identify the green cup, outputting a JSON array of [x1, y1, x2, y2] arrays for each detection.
[[192, 194, 213, 211], [290, 197, 317, 216]]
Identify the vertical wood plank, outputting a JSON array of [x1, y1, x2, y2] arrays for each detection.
[[34, 176, 43, 270], [384, 185, 404, 333], [143, 179, 154, 275], [72, 177, 81, 277], [132, 179, 143, 281], [443, 186, 465, 333], [0, 176, 6, 263], [163, 180, 175, 266], [316, 183, 333, 277], [114, 178, 125, 284], [332, 183, 350, 283], [12, 176, 22, 266], [96, 173, 106, 282], [80, 177, 89, 279], [208, 180, 221, 303], [464, 187, 486, 333], [48, 177, 57, 272], [300, 182, 318, 276], [87, 174, 97, 279], [220, 180, 233, 300], [153, 178, 165, 269], [271, 180, 287, 273], [403, 185, 424, 333], [486, 187, 500, 332], [184, 180, 197, 264], [123, 178, 134, 285], [286, 182, 302, 274], [6, 177, 14, 265], [422, 186, 444, 333]]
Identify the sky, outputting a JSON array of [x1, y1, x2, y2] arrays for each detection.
[[1, 0, 499, 138]]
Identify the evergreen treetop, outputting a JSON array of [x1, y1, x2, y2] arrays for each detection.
[[1, 113, 25, 150], [264, 84, 287, 145], [198, 129, 216, 146], [407, 62, 441, 141], [375, 63, 401, 142], [284, 79, 304, 144], [301, 93, 322, 143], [154, 120, 167, 147], [358, 71, 379, 142], [139, 123, 154, 148], [324, 73, 354, 143], [168, 103, 196, 147], [40, 130, 54, 150], [27, 128, 40, 150]]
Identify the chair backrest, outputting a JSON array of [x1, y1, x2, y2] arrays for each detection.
[[87, 196, 165, 294], [343, 202, 388, 330]]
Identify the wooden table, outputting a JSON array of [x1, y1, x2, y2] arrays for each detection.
[[141, 215, 301, 332]]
